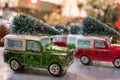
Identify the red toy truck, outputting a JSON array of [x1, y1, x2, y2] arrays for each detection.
[[53, 35, 80, 48], [53, 35, 67, 47], [75, 36, 120, 68]]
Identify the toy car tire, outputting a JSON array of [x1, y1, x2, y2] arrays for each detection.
[[80, 55, 91, 65], [48, 63, 63, 77], [113, 58, 120, 68], [10, 59, 22, 71]]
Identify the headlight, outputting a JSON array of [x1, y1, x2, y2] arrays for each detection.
[[58, 56, 65, 60], [75, 48, 78, 53]]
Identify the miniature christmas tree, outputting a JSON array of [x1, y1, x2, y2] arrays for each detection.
[[70, 24, 81, 34], [54, 23, 69, 34], [10, 14, 59, 35], [79, 16, 120, 37]]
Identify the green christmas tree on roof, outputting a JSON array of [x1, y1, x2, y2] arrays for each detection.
[[10, 14, 59, 35], [79, 16, 120, 37], [70, 24, 81, 34], [54, 24, 69, 34]]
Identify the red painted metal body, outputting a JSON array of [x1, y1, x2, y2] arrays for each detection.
[[53, 35, 67, 47], [75, 40, 120, 62]]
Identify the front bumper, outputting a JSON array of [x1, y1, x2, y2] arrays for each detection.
[[63, 60, 74, 71]]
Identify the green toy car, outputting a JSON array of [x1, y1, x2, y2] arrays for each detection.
[[4, 34, 74, 77]]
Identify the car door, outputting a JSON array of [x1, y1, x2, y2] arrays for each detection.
[[25, 40, 42, 67], [93, 40, 108, 61]]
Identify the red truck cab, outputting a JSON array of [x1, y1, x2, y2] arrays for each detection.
[[53, 35, 67, 47], [52, 35, 80, 48], [75, 36, 120, 68]]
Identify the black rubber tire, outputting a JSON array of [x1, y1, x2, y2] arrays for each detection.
[[48, 63, 63, 77], [113, 57, 120, 68], [10, 59, 22, 71], [80, 55, 91, 65]]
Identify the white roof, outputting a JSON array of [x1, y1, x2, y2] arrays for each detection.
[[4, 34, 50, 41], [54, 35, 67, 37], [76, 36, 105, 40]]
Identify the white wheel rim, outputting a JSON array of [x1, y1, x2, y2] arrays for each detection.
[[11, 60, 19, 70], [49, 64, 60, 75], [114, 59, 120, 67], [81, 56, 89, 64]]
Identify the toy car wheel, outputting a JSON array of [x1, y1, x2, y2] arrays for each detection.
[[80, 55, 91, 65], [113, 58, 120, 68], [10, 59, 22, 71], [48, 63, 63, 77]]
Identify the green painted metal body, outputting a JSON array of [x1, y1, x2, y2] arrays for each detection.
[[4, 42, 73, 69], [67, 43, 75, 49]]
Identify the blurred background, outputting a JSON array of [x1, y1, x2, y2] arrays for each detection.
[[0, 0, 120, 46], [1, 0, 120, 25]]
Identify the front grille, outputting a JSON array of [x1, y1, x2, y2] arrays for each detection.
[[67, 51, 73, 64]]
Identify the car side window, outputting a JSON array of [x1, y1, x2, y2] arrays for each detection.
[[61, 37, 67, 41], [68, 36, 76, 44], [53, 36, 60, 41], [95, 40, 105, 48], [27, 40, 41, 52], [7, 39, 23, 48], [77, 40, 91, 48]]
